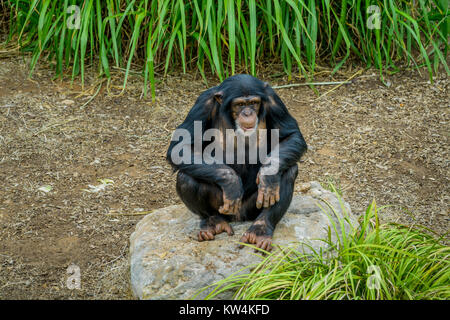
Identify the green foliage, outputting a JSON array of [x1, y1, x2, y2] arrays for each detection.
[[201, 190, 450, 300], [5, 0, 450, 99]]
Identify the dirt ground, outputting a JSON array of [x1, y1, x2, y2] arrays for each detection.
[[0, 53, 448, 299]]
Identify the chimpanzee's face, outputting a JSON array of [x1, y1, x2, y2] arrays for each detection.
[[230, 95, 261, 134]]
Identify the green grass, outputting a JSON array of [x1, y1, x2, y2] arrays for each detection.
[[3, 0, 450, 99], [200, 189, 449, 300]]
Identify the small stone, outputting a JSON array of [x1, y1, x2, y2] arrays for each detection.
[[298, 182, 311, 193]]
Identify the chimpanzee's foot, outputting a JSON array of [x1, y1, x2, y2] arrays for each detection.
[[198, 215, 234, 241], [239, 220, 273, 251]]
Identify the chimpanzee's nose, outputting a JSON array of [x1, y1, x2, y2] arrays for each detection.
[[243, 108, 253, 117]]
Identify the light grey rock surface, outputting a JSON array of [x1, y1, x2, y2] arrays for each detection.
[[130, 181, 355, 299]]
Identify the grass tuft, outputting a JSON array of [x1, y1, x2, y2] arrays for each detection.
[[4, 1, 449, 98], [201, 192, 449, 300]]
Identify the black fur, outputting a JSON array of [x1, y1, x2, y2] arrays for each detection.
[[167, 74, 307, 245]]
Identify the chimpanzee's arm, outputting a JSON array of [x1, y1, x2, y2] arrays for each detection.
[[262, 89, 307, 175], [255, 88, 307, 209], [167, 88, 243, 213]]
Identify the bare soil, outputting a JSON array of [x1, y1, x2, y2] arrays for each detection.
[[0, 55, 448, 299]]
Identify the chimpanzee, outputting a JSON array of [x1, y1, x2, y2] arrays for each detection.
[[167, 74, 307, 251]]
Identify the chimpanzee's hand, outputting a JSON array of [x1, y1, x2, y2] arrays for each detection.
[[256, 171, 280, 209], [219, 191, 242, 216], [218, 170, 243, 215]]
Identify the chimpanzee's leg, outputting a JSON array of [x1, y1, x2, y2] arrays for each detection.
[[176, 171, 234, 241], [240, 164, 298, 251]]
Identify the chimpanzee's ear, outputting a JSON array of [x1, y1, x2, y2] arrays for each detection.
[[262, 81, 278, 108], [214, 91, 223, 105]]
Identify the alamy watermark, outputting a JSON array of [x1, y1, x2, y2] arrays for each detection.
[[66, 5, 81, 30], [170, 121, 280, 175], [366, 265, 382, 290], [367, 5, 381, 30], [66, 263, 81, 290]]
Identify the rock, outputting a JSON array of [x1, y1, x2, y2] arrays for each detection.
[[129, 181, 355, 300]]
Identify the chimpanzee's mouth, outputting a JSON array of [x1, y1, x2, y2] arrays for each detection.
[[236, 119, 258, 135], [239, 125, 257, 136]]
